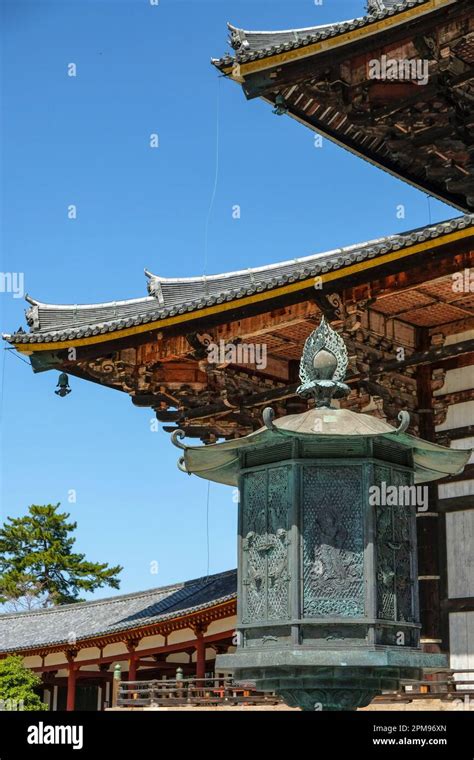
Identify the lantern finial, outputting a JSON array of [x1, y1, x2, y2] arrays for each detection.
[[297, 317, 350, 408]]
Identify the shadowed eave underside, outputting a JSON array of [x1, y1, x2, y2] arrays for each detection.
[[212, 0, 472, 213]]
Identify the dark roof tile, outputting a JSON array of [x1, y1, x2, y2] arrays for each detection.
[[0, 569, 236, 653]]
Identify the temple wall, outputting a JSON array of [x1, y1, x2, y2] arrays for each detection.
[[207, 617, 236, 635], [436, 356, 474, 674], [102, 642, 128, 658], [446, 511, 474, 598], [136, 634, 166, 651], [167, 628, 196, 645], [449, 613, 474, 688]]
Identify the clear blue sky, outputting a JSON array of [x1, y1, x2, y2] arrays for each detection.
[[0, 0, 456, 600]]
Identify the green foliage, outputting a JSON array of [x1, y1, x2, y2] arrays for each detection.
[[0, 656, 47, 711], [0, 504, 123, 607]]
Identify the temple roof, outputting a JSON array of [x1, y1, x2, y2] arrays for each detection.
[[0, 569, 236, 653], [213, 0, 473, 212], [213, 0, 434, 67], [4, 215, 473, 346]]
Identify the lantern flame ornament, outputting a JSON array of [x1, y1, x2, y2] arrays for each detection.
[[297, 316, 350, 407], [172, 319, 471, 710]]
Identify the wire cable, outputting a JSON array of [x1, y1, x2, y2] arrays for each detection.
[[205, 480, 211, 579], [203, 78, 220, 275]]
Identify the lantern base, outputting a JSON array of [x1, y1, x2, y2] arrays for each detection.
[[216, 649, 447, 711]]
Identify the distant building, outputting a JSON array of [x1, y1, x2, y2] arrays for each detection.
[[0, 571, 236, 710]]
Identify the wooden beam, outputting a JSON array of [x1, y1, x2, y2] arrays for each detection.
[[438, 495, 474, 513], [433, 389, 474, 404], [442, 597, 474, 613], [370, 339, 474, 375], [32, 630, 236, 672], [437, 425, 474, 443], [437, 463, 474, 485]]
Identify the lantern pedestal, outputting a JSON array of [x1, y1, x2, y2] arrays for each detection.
[[216, 652, 446, 711]]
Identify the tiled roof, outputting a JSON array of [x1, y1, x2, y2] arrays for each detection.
[[212, 0, 433, 68], [4, 215, 473, 346], [0, 569, 236, 653]]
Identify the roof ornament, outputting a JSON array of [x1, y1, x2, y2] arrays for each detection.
[[227, 23, 249, 51], [395, 410, 411, 434], [297, 317, 350, 408], [262, 406, 277, 430], [272, 94, 288, 116], [144, 269, 165, 305]]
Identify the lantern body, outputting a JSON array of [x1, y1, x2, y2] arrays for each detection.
[[216, 434, 446, 710]]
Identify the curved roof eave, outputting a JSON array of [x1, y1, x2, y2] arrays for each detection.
[[213, 0, 441, 69], [3, 215, 473, 350]]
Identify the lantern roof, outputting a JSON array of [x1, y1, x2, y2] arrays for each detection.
[[173, 407, 471, 487]]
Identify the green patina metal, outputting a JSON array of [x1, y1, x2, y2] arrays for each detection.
[[172, 319, 471, 711]]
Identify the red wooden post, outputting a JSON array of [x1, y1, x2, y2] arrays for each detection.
[[66, 653, 78, 711], [128, 656, 137, 682], [193, 625, 208, 681], [126, 639, 140, 697]]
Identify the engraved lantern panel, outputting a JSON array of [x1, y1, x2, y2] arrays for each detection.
[[241, 465, 291, 624], [374, 465, 416, 623], [302, 464, 365, 617]]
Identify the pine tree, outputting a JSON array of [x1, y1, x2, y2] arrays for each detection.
[[0, 504, 122, 608]]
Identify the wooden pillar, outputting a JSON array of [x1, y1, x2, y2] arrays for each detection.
[[415, 328, 443, 653], [65, 652, 78, 712], [126, 639, 140, 683], [99, 664, 109, 711], [193, 624, 207, 680]]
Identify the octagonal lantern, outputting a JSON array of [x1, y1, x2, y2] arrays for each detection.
[[172, 318, 471, 710]]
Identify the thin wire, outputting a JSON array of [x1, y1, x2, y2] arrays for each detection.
[[4, 347, 32, 366], [0, 347, 6, 426], [203, 77, 220, 275], [205, 480, 211, 579], [0, 349, 32, 427], [202, 79, 220, 579]]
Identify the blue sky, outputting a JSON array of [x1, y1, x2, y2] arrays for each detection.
[[0, 0, 456, 600]]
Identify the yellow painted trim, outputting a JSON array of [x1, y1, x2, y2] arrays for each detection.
[[222, 0, 456, 79], [14, 226, 473, 354]]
